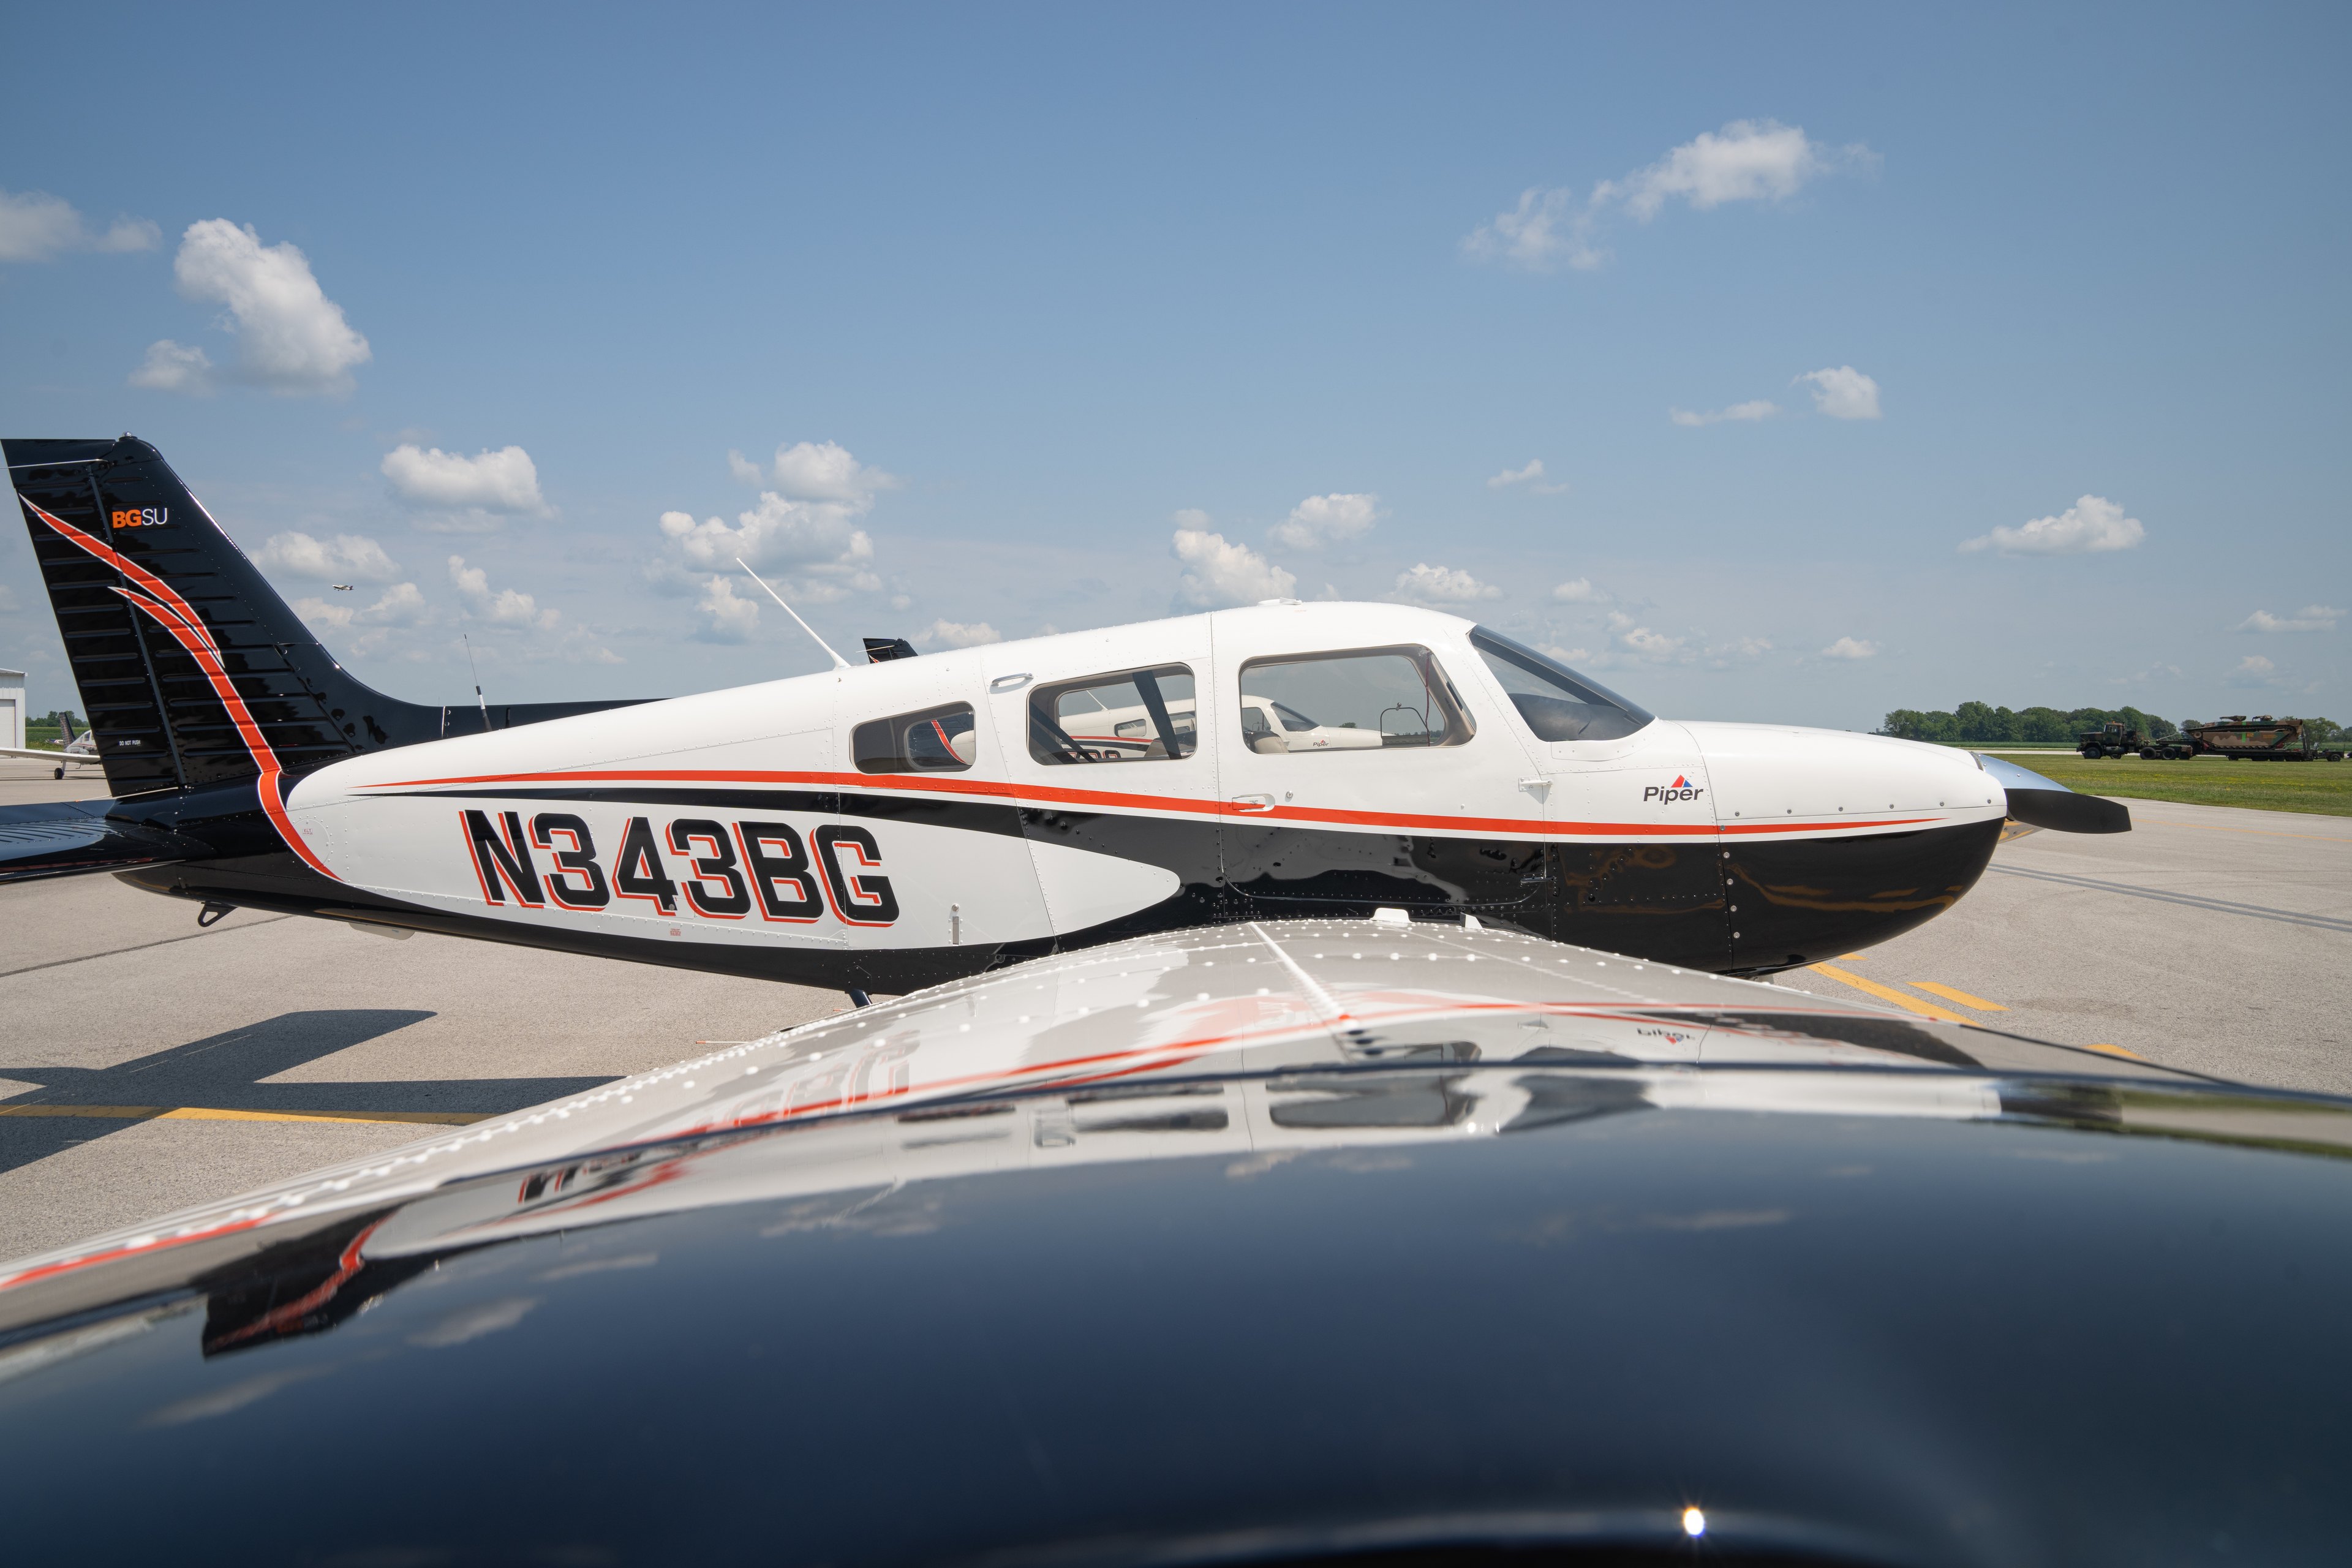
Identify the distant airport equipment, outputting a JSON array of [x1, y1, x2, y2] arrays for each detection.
[[0, 667, 20, 752]]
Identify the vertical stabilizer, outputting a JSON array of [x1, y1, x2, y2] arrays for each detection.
[[9, 435, 647, 799]]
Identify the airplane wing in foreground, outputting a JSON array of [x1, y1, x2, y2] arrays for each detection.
[[2, 916, 2343, 1564]]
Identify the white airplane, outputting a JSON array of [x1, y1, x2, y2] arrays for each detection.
[[2, 435, 2127, 991], [0, 712, 101, 778]]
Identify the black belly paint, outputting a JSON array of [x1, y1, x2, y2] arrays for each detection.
[[109, 776, 1999, 989]]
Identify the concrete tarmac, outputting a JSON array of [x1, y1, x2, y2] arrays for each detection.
[[4, 759, 2349, 1264], [0, 761, 846, 1261], [1773, 795, 2352, 1093]]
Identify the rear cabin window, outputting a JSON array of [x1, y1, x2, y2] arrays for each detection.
[[854, 703, 977, 773], [1468, 627, 1653, 742], [1235, 647, 1474, 753], [1030, 666, 1196, 764]]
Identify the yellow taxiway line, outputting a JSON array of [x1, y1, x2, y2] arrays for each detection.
[[1804, 964, 1973, 1024], [1909, 981, 2008, 1012], [0, 1104, 489, 1126]]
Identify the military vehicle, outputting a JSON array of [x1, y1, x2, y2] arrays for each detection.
[[2177, 715, 2345, 762], [2076, 720, 2166, 759]]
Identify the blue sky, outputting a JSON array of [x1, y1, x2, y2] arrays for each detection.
[[4, 2, 2345, 728]]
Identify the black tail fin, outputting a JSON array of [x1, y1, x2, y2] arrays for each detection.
[[7, 435, 644, 799]]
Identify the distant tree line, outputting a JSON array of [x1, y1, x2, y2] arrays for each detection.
[[1880, 704, 2343, 744]]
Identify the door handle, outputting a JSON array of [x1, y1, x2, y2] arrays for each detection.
[[1230, 793, 1276, 813], [1518, 777, 1551, 798]]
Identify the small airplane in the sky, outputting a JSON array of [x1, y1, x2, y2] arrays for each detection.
[[1, 435, 2126, 993], [0, 710, 102, 778]]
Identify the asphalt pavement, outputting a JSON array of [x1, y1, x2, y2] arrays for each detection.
[[4, 758, 2348, 1263]]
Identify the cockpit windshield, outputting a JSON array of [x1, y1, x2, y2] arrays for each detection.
[[1469, 627, 1653, 742]]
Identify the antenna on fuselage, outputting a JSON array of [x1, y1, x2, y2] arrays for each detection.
[[462, 633, 491, 731], [735, 556, 850, 671]]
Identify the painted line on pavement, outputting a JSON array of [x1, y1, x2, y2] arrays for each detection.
[[1805, 964, 1972, 1024], [1984, 864, 2352, 933], [2142, 820, 2352, 845], [1910, 981, 2007, 1012], [0, 914, 297, 979], [0, 1104, 488, 1127]]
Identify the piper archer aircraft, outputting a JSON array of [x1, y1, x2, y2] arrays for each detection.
[[2, 434, 2127, 993]]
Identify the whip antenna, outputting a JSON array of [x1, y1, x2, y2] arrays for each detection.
[[736, 556, 850, 670], [462, 633, 491, 729]]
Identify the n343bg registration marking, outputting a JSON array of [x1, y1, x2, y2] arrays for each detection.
[[460, 810, 899, 927]]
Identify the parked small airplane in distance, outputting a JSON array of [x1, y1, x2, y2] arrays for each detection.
[[0, 710, 100, 778], [1, 435, 2127, 993]]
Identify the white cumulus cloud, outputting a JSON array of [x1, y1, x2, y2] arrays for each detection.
[[2239, 605, 2340, 633], [1707, 635, 1775, 667], [921, 619, 1001, 649], [293, 581, 427, 654], [1821, 636, 1879, 660], [660, 444, 889, 602], [696, 576, 760, 644], [728, 440, 900, 503], [1606, 119, 1856, 219], [1551, 578, 1604, 603], [1172, 528, 1296, 608], [1270, 492, 1382, 550], [448, 556, 559, 631], [1670, 400, 1779, 427], [135, 219, 370, 396], [0, 189, 158, 262], [1393, 563, 1502, 605], [1618, 627, 1684, 662], [128, 340, 216, 394], [382, 445, 550, 522], [1487, 459, 1567, 494], [2225, 654, 2279, 687], [256, 531, 401, 584], [1464, 120, 1872, 273], [1961, 495, 2144, 556], [1606, 611, 1688, 664], [1462, 187, 1600, 271], [1798, 365, 1882, 420]]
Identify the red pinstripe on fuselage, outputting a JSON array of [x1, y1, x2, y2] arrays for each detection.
[[350, 766, 1937, 841]]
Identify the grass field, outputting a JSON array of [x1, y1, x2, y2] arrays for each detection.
[[2004, 752, 2352, 816]]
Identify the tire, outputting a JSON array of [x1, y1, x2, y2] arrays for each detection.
[[2140, 748, 2158, 760], [2081, 748, 2100, 760]]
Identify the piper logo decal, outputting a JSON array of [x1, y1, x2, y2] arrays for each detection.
[[1643, 775, 1705, 804]]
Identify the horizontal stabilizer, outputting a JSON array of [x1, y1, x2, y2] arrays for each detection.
[[0, 800, 211, 884]]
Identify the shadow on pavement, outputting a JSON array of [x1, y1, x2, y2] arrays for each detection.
[[0, 1009, 619, 1173]]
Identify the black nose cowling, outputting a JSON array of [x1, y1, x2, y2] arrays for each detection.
[[1724, 818, 2005, 975]]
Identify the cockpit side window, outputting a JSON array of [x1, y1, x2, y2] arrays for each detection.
[[854, 702, 978, 773], [1468, 627, 1653, 743], [1030, 665, 1197, 764], [1235, 646, 1474, 754]]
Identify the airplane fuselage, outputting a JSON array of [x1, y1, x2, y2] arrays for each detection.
[[104, 602, 2006, 989]]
